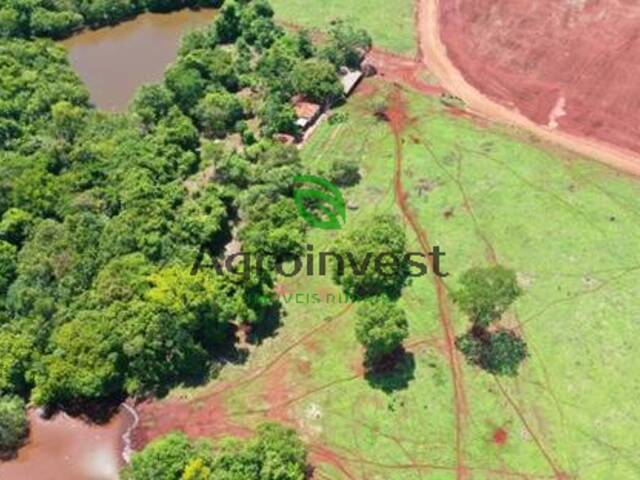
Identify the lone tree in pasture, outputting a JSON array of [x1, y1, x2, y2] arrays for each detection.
[[456, 329, 528, 377], [355, 296, 409, 366], [453, 265, 528, 376], [452, 265, 522, 327], [329, 157, 360, 187], [332, 214, 410, 300]]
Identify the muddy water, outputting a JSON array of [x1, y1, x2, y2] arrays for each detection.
[[61, 9, 216, 110], [0, 407, 136, 480]]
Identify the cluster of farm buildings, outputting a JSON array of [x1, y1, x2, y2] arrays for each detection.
[[275, 67, 365, 145]]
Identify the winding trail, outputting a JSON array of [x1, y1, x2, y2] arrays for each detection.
[[386, 89, 469, 480], [417, 0, 640, 178], [120, 403, 140, 463]]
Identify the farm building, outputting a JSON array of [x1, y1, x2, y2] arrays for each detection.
[[288, 66, 365, 142], [340, 69, 364, 96], [293, 99, 323, 130]]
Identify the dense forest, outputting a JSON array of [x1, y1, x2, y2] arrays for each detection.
[[0, 0, 371, 447], [0, 0, 222, 39]]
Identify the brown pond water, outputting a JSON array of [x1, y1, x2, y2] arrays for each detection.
[[61, 9, 216, 110], [0, 407, 137, 480]]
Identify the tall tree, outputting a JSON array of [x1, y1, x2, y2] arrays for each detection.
[[292, 59, 344, 105], [332, 214, 409, 299], [0, 395, 28, 453], [195, 90, 244, 139], [355, 295, 409, 364], [456, 329, 528, 376], [452, 266, 522, 327], [122, 432, 197, 480], [32, 310, 124, 405]]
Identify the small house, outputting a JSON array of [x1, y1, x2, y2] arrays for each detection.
[[293, 99, 323, 130]]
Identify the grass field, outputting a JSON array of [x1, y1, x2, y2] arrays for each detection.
[[207, 79, 640, 479], [269, 0, 417, 55]]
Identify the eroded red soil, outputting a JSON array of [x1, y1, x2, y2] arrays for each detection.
[[368, 49, 444, 97], [131, 392, 251, 449], [439, 0, 640, 155]]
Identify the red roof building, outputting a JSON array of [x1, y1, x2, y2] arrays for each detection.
[[293, 99, 322, 130]]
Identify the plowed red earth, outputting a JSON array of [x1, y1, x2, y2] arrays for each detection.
[[438, 0, 640, 155]]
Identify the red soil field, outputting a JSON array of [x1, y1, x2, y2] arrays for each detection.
[[438, 0, 640, 155]]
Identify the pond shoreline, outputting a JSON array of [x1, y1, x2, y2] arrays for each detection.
[[62, 6, 213, 41], [61, 8, 217, 110], [0, 404, 137, 480]]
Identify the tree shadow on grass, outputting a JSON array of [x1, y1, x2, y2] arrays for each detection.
[[364, 348, 416, 394], [246, 304, 282, 346]]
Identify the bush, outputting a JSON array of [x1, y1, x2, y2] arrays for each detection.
[[329, 157, 360, 187], [328, 111, 348, 125], [0, 395, 28, 453]]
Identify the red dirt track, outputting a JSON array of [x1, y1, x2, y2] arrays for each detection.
[[438, 0, 640, 156], [386, 89, 469, 480]]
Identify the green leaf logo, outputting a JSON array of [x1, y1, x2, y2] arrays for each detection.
[[293, 175, 346, 230]]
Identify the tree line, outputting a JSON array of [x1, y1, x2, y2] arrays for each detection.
[[122, 423, 308, 480], [0, 0, 222, 40]]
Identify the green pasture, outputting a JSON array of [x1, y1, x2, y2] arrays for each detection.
[[270, 0, 417, 55], [214, 80, 640, 479]]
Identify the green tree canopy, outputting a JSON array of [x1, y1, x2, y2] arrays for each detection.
[[195, 90, 244, 139], [452, 266, 522, 327], [0, 395, 28, 453], [116, 300, 209, 397], [292, 59, 343, 105], [165, 63, 206, 113], [32, 310, 124, 405], [332, 214, 409, 299], [456, 329, 528, 377], [0, 324, 37, 396], [123, 423, 307, 480], [0, 240, 17, 294], [122, 432, 198, 480], [131, 84, 175, 128], [355, 295, 409, 364], [0, 208, 34, 246], [320, 19, 372, 69]]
